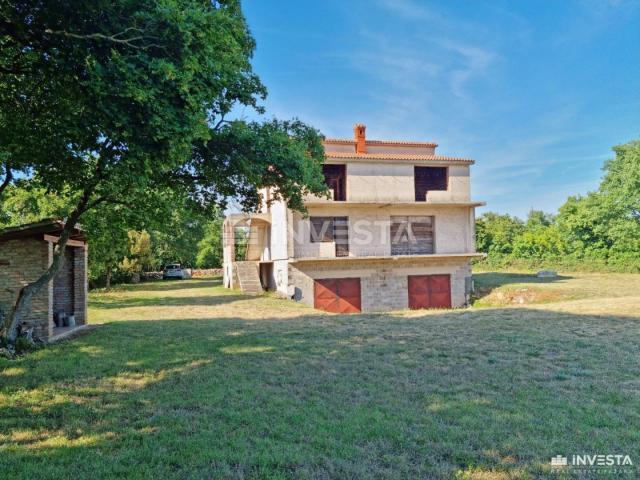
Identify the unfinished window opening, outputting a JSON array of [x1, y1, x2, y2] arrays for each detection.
[[323, 164, 346, 201], [333, 216, 349, 257], [414, 166, 447, 201], [233, 226, 250, 261], [310, 216, 350, 256], [390, 216, 434, 255], [310, 217, 334, 243]]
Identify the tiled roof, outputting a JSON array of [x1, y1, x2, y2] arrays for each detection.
[[324, 138, 438, 148], [325, 151, 474, 164]]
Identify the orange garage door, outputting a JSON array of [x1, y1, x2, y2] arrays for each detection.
[[408, 274, 451, 309], [314, 278, 361, 313]]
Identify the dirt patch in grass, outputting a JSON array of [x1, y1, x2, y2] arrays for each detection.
[[474, 286, 566, 306]]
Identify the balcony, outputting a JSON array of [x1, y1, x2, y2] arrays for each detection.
[[290, 249, 484, 263]]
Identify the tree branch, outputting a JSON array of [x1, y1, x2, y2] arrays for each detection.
[[44, 28, 163, 50], [85, 195, 133, 210], [0, 164, 12, 197]]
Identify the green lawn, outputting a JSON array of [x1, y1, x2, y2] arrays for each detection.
[[2, 275, 640, 479]]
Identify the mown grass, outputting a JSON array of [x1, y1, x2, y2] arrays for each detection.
[[472, 271, 640, 307], [1, 276, 640, 479]]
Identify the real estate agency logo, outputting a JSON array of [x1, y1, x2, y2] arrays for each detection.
[[551, 453, 634, 474]]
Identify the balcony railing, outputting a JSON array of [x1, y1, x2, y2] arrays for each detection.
[[293, 245, 441, 259]]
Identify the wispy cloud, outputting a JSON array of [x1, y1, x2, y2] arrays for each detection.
[[374, 0, 443, 22], [438, 40, 497, 99], [242, 0, 638, 216]]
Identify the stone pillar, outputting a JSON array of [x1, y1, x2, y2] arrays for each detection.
[[73, 244, 88, 325], [46, 241, 54, 339]]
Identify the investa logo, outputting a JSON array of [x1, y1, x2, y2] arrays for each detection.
[[551, 454, 633, 467]]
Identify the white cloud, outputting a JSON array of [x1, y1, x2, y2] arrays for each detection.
[[437, 40, 497, 99]]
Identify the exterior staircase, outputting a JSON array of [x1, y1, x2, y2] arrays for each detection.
[[235, 261, 263, 295]]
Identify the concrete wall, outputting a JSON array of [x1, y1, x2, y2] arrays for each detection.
[[289, 257, 471, 311], [305, 162, 470, 204], [293, 205, 474, 259], [269, 199, 289, 295], [324, 143, 436, 156], [222, 220, 234, 288]]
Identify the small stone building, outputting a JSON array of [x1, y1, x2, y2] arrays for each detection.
[[0, 220, 88, 341]]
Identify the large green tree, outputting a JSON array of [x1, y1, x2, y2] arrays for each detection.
[[0, 0, 327, 345], [475, 212, 524, 255], [477, 140, 640, 271], [557, 140, 640, 262]]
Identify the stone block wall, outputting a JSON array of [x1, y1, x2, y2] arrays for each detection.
[[289, 257, 471, 312], [72, 245, 88, 326], [0, 238, 52, 339], [53, 248, 75, 317], [0, 239, 88, 341]]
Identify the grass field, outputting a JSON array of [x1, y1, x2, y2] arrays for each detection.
[[2, 273, 640, 479]]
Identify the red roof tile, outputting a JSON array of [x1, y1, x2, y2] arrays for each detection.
[[325, 151, 474, 164]]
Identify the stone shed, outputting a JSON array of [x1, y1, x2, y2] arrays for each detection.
[[0, 220, 88, 342]]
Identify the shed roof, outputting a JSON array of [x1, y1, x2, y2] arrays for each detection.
[[0, 219, 86, 242]]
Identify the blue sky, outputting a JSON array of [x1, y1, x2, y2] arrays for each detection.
[[241, 0, 640, 218]]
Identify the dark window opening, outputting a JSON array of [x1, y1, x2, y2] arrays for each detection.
[[390, 216, 434, 255], [414, 166, 447, 201], [310, 216, 350, 257], [333, 217, 349, 257], [323, 164, 346, 201], [310, 217, 334, 242]]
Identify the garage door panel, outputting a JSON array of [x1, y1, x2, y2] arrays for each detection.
[[338, 280, 360, 297], [314, 278, 361, 313], [430, 275, 450, 293], [408, 274, 451, 309], [408, 276, 429, 295], [430, 292, 451, 308], [337, 298, 359, 313], [409, 292, 429, 309], [315, 280, 336, 299]]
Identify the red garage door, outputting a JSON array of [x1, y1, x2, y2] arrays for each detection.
[[314, 278, 361, 313], [408, 274, 451, 309]]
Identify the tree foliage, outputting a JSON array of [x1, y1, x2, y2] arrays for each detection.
[[475, 212, 524, 255], [120, 231, 154, 275], [0, 0, 327, 344], [195, 216, 224, 268], [478, 140, 640, 272]]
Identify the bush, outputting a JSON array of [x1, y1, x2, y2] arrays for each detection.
[[474, 253, 640, 273]]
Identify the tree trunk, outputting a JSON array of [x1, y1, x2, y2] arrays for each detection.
[[0, 163, 12, 197], [2, 190, 91, 344], [105, 266, 112, 289]]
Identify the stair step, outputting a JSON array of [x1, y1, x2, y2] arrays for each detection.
[[236, 260, 263, 295]]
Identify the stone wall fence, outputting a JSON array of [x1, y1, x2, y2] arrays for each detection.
[[140, 268, 223, 281]]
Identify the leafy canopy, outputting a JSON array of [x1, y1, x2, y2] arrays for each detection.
[[0, 0, 327, 212], [478, 139, 640, 271]]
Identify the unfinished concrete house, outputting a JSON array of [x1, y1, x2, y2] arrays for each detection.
[[0, 220, 88, 341], [223, 124, 485, 312]]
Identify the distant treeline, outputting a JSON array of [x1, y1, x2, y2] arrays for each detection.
[[475, 139, 640, 272], [0, 185, 224, 287]]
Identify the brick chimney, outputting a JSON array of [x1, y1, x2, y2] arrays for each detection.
[[354, 123, 366, 153]]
